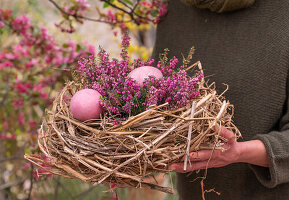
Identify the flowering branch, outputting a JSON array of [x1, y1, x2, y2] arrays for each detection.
[[48, 0, 115, 24], [100, 0, 147, 25], [47, 0, 168, 33]]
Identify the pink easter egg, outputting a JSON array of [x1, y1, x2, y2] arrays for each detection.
[[128, 66, 163, 87], [70, 89, 103, 121]]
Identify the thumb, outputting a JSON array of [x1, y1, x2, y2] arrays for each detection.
[[214, 124, 236, 144]]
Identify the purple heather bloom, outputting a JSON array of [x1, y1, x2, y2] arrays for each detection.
[[74, 34, 202, 123]]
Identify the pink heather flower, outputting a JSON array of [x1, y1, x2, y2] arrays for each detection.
[[0, 21, 4, 28], [74, 34, 201, 123]]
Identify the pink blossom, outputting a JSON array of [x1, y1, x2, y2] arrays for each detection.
[[0, 133, 16, 140], [13, 45, 29, 57], [28, 121, 37, 130], [33, 84, 43, 92], [26, 59, 37, 69], [0, 52, 6, 61], [39, 92, 48, 100], [18, 112, 25, 125], [21, 163, 31, 169], [15, 82, 31, 93], [107, 10, 116, 22], [75, 0, 90, 9], [11, 15, 31, 35], [83, 41, 95, 55], [5, 53, 16, 60], [2, 118, 8, 130], [13, 98, 23, 109], [0, 61, 13, 69]]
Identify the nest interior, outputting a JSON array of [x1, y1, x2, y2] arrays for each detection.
[[25, 64, 241, 194]]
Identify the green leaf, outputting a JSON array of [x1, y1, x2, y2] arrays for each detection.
[[6, 151, 11, 157], [103, 2, 109, 8], [76, 44, 81, 52], [16, 129, 21, 136], [62, 43, 69, 48], [123, 0, 133, 6], [103, 0, 114, 8], [25, 148, 31, 154], [151, 9, 159, 17]]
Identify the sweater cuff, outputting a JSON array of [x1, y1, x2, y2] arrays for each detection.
[[249, 132, 289, 188]]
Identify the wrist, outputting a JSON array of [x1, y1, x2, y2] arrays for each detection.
[[237, 140, 269, 167]]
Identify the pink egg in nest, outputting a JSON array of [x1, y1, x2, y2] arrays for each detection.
[[128, 66, 163, 87], [70, 89, 103, 121]]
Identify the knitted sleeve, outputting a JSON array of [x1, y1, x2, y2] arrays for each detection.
[[249, 75, 289, 188]]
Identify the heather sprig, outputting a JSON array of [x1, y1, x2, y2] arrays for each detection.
[[74, 34, 202, 122]]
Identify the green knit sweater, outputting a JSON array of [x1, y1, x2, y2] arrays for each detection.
[[152, 0, 289, 199]]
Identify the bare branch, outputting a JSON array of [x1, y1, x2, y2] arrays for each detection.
[[0, 156, 25, 163], [0, 179, 25, 191], [26, 165, 34, 200]]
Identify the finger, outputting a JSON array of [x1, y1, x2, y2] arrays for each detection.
[[169, 160, 219, 173], [188, 150, 222, 161], [214, 125, 236, 144]]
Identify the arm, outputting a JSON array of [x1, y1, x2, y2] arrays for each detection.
[[239, 139, 269, 167]]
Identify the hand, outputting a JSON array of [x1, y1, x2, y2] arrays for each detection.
[[169, 125, 269, 173]]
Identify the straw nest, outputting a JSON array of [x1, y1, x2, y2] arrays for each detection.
[[25, 62, 241, 194]]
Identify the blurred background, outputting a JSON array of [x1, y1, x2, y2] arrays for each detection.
[[0, 0, 178, 199]]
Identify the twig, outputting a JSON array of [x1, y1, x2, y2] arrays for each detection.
[[0, 156, 24, 163], [0, 179, 25, 190], [26, 165, 34, 200], [48, 0, 113, 24], [184, 102, 196, 170]]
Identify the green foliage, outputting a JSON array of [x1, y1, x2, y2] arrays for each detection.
[[103, 0, 115, 8]]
